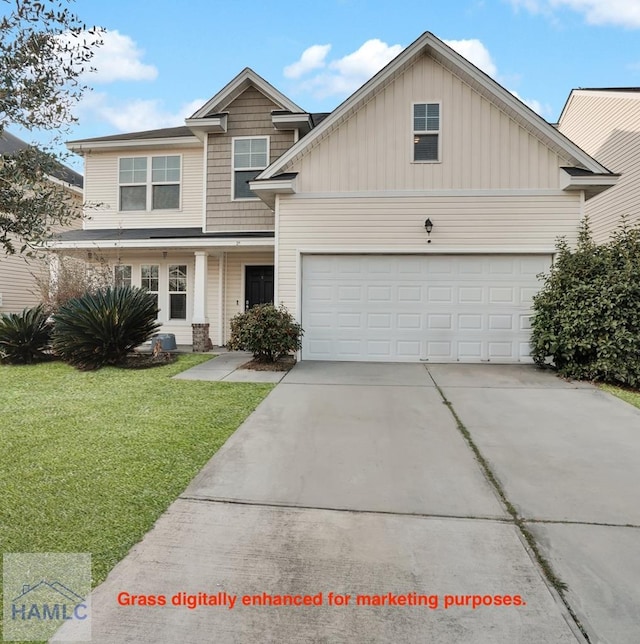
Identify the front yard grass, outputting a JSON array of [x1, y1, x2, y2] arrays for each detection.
[[0, 355, 273, 621], [600, 384, 640, 410]]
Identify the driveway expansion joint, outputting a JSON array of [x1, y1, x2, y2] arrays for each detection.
[[178, 495, 513, 524], [426, 365, 592, 644], [525, 518, 640, 530]]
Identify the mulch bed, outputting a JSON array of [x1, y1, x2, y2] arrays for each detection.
[[119, 352, 178, 369], [239, 355, 297, 372]]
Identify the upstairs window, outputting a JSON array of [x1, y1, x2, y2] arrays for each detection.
[[232, 137, 268, 200], [413, 103, 440, 162], [119, 156, 181, 211]]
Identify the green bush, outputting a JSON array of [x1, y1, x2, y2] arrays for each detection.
[[52, 286, 160, 370], [531, 220, 640, 386], [0, 305, 52, 364], [227, 303, 303, 362]]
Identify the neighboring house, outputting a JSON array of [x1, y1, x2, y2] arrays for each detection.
[[558, 88, 640, 243], [0, 131, 84, 315], [51, 32, 616, 363]]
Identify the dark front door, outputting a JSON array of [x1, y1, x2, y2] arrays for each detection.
[[245, 265, 274, 310]]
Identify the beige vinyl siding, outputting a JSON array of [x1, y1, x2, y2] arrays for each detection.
[[276, 193, 581, 314], [559, 92, 640, 243], [0, 254, 44, 314], [206, 87, 294, 232], [288, 54, 568, 193], [83, 146, 203, 230], [222, 250, 274, 341]]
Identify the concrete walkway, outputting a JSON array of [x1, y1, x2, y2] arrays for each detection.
[[53, 363, 640, 643], [172, 351, 289, 383]]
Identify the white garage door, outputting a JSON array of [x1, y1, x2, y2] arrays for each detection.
[[301, 254, 551, 363]]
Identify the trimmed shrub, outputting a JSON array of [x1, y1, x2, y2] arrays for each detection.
[[52, 286, 160, 370], [0, 305, 52, 364], [531, 220, 640, 386], [227, 303, 303, 362]]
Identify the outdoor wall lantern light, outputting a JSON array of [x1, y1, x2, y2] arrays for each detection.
[[424, 218, 433, 243]]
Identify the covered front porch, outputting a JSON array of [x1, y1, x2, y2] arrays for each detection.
[[48, 228, 275, 351]]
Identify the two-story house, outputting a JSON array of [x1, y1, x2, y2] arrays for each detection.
[[558, 88, 640, 243], [51, 32, 616, 362], [0, 130, 83, 315]]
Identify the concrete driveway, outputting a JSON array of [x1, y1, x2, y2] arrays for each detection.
[[53, 362, 640, 643]]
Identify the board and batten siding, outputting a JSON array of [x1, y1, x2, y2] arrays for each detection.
[[276, 193, 581, 316], [288, 54, 570, 194], [83, 146, 204, 230], [559, 91, 640, 243], [206, 86, 294, 232]]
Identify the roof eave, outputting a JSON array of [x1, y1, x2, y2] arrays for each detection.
[[560, 168, 619, 200], [66, 136, 201, 154], [249, 175, 297, 209]]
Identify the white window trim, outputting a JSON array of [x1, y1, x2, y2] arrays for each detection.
[[168, 263, 188, 321], [118, 154, 183, 212], [411, 101, 442, 164], [231, 136, 270, 202]]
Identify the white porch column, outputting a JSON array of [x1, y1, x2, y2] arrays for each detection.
[[192, 251, 208, 324]]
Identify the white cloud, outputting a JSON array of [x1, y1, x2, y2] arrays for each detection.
[[79, 94, 204, 132], [444, 39, 498, 77], [286, 39, 403, 99], [84, 30, 158, 83], [509, 0, 640, 28], [284, 44, 331, 79], [510, 90, 552, 117]]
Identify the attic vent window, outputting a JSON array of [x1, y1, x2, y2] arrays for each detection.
[[413, 103, 440, 162]]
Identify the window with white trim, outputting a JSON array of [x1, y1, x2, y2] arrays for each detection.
[[413, 103, 440, 162], [232, 137, 268, 199], [168, 264, 187, 320], [141, 264, 159, 311], [114, 265, 132, 288], [119, 155, 181, 211]]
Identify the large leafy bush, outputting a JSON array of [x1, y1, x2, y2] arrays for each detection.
[[52, 286, 160, 370], [228, 303, 303, 362], [531, 220, 640, 386], [0, 305, 52, 364]]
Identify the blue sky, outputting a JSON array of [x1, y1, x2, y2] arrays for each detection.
[[16, 0, 640, 169]]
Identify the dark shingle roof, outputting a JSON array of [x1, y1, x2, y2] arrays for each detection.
[[68, 126, 194, 145], [54, 228, 274, 242], [0, 130, 83, 188]]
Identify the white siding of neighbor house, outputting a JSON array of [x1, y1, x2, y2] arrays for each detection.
[[0, 253, 44, 314], [1, 189, 83, 315], [82, 146, 203, 230], [559, 91, 640, 243], [276, 193, 581, 316], [288, 53, 571, 193]]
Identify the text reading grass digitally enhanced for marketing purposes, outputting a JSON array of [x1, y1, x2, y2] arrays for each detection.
[[117, 591, 527, 611]]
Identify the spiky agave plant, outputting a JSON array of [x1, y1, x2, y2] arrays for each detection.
[[52, 286, 160, 370], [0, 305, 53, 364]]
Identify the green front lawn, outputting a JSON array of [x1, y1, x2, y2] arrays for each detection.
[[601, 384, 640, 410], [0, 355, 273, 622]]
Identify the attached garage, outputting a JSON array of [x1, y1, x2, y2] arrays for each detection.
[[301, 254, 551, 363]]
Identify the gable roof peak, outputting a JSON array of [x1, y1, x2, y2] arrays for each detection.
[[257, 30, 611, 181], [190, 67, 303, 119]]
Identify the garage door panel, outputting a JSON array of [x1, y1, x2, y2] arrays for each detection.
[[301, 254, 550, 363]]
